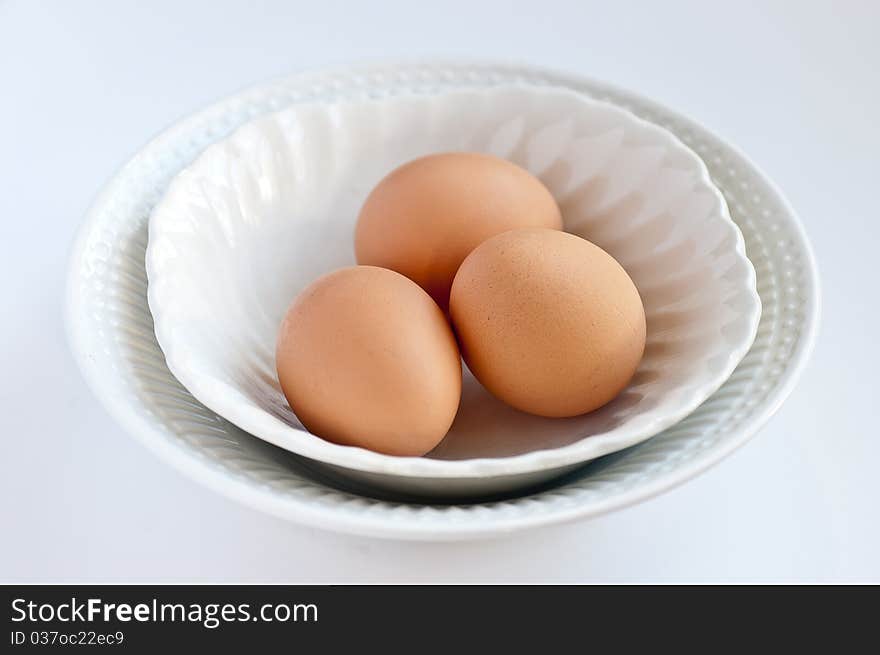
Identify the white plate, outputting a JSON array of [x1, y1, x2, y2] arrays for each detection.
[[145, 86, 759, 496], [66, 61, 819, 539]]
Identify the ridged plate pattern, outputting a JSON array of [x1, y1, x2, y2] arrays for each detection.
[[145, 86, 760, 488]]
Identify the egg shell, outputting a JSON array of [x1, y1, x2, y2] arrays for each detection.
[[276, 266, 462, 456], [449, 228, 646, 418], [354, 152, 562, 310]]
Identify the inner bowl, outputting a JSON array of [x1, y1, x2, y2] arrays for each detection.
[[145, 85, 760, 494]]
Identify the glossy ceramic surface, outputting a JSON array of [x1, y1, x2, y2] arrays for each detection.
[[146, 86, 759, 494]]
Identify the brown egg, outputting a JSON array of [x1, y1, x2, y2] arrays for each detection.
[[276, 266, 461, 456], [355, 152, 562, 310], [450, 228, 646, 418]]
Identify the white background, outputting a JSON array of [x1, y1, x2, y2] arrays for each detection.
[[2, 0, 877, 583]]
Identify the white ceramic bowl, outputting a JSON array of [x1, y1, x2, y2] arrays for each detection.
[[66, 61, 818, 538], [145, 85, 760, 496]]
